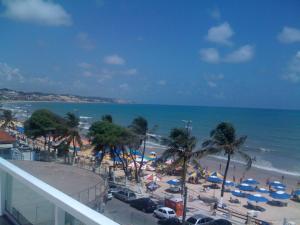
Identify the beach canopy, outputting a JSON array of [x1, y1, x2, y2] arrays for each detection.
[[224, 180, 235, 186], [257, 188, 269, 193], [294, 189, 300, 195], [144, 174, 161, 182], [238, 183, 255, 191], [273, 185, 286, 191], [270, 191, 291, 200], [167, 179, 181, 186], [248, 194, 269, 203], [210, 171, 223, 178], [231, 190, 245, 197], [243, 178, 259, 185], [269, 181, 286, 187], [207, 175, 222, 183]]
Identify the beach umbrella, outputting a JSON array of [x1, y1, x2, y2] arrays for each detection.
[[270, 191, 291, 200], [238, 183, 255, 191], [167, 179, 181, 186], [224, 180, 235, 186], [150, 151, 156, 155], [248, 194, 269, 203], [273, 185, 286, 191], [144, 174, 161, 182], [269, 181, 286, 187], [243, 178, 259, 185], [294, 189, 300, 195], [147, 181, 159, 191], [207, 175, 222, 183], [210, 171, 223, 178], [231, 190, 245, 197], [257, 188, 269, 193]]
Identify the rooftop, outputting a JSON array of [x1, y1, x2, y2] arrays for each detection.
[[0, 130, 16, 144]]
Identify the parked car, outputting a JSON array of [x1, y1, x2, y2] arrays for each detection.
[[106, 190, 113, 200], [130, 198, 157, 212], [186, 214, 214, 225], [108, 183, 120, 193], [154, 207, 176, 219], [113, 189, 137, 202], [158, 217, 182, 225], [207, 219, 232, 225]]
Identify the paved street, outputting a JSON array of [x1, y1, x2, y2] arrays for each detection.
[[104, 198, 159, 225]]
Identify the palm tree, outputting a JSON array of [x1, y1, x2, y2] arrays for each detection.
[[201, 122, 252, 204], [129, 116, 148, 181], [160, 126, 203, 225], [64, 112, 82, 164], [0, 109, 15, 129]]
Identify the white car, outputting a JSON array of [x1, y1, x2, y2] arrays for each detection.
[[154, 207, 176, 219]]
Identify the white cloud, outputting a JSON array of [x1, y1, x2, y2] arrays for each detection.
[[104, 54, 125, 65], [82, 71, 93, 77], [78, 62, 93, 69], [1, 0, 72, 26], [283, 51, 300, 83], [77, 32, 95, 50], [204, 74, 224, 88], [199, 48, 220, 63], [119, 83, 129, 90], [123, 68, 137, 75], [278, 27, 300, 44], [206, 22, 234, 45], [157, 80, 166, 86], [224, 45, 254, 63], [0, 62, 24, 82], [209, 8, 221, 20]]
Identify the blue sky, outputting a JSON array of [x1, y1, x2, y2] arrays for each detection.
[[0, 0, 300, 109]]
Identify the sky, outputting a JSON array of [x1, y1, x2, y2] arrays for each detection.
[[0, 0, 300, 109]]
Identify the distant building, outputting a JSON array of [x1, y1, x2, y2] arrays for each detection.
[[0, 130, 16, 159]]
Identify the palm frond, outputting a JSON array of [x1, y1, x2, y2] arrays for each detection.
[[237, 150, 252, 170], [192, 147, 222, 158], [159, 148, 178, 161], [234, 136, 247, 149]]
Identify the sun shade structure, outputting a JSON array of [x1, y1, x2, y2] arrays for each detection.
[[231, 190, 245, 197], [243, 178, 259, 185], [248, 194, 268, 203], [238, 183, 255, 191], [167, 179, 181, 186], [269, 181, 286, 187], [207, 175, 222, 183], [270, 191, 291, 200], [257, 188, 269, 193], [273, 185, 286, 191], [224, 180, 235, 186]]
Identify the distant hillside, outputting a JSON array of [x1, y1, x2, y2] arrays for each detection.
[[0, 88, 133, 104]]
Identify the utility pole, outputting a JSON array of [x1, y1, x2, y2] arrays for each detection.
[[181, 120, 192, 225]]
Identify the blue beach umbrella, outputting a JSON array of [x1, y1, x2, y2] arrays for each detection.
[[224, 180, 235, 186], [231, 190, 245, 197], [257, 188, 269, 193], [248, 194, 268, 203], [269, 181, 286, 187], [167, 179, 181, 186], [238, 183, 255, 191], [294, 189, 300, 195], [270, 191, 291, 200], [207, 175, 222, 183], [243, 178, 259, 185], [273, 185, 286, 191]]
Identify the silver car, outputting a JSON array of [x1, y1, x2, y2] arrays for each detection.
[[186, 214, 214, 225], [113, 189, 137, 202]]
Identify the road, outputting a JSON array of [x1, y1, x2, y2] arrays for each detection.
[[103, 198, 159, 225]]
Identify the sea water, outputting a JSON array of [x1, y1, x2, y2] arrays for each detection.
[[3, 102, 300, 176]]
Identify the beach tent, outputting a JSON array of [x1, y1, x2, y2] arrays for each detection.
[[270, 191, 291, 200], [294, 189, 300, 195], [257, 188, 269, 193], [248, 194, 268, 203], [167, 179, 181, 186], [207, 175, 222, 183], [273, 185, 286, 191], [238, 183, 255, 191], [269, 181, 286, 187], [243, 178, 259, 185]]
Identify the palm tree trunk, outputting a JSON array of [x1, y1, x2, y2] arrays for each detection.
[[220, 153, 231, 204], [182, 154, 188, 225], [137, 136, 147, 182]]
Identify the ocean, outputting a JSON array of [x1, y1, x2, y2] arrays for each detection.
[[3, 102, 300, 176]]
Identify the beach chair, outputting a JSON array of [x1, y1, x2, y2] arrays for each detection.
[[246, 201, 266, 212], [229, 197, 240, 204], [267, 200, 288, 207]]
